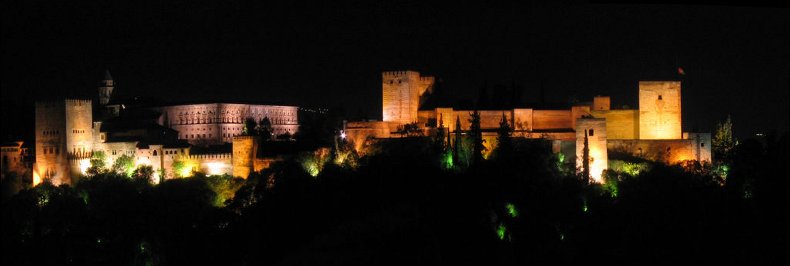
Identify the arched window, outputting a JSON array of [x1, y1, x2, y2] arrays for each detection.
[[588, 129, 594, 136], [658, 95, 663, 100], [153, 150, 158, 156]]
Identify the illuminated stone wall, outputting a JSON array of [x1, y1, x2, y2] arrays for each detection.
[[155, 103, 299, 145], [189, 153, 232, 176], [576, 118, 608, 182], [590, 109, 639, 140], [65, 99, 93, 182], [382, 71, 434, 125], [593, 96, 610, 111], [93, 141, 138, 166], [513, 108, 533, 131], [417, 110, 434, 126], [35, 101, 68, 184], [683, 132, 712, 162], [232, 136, 258, 178], [608, 139, 699, 164], [344, 121, 396, 153], [435, 108, 456, 130], [533, 110, 573, 130], [639, 81, 681, 139]]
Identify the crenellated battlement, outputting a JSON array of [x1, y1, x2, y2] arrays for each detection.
[[65, 99, 92, 106], [232, 135, 259, 141], [188, 153, 232, 160], [67, 151, 93, 160], [382, 70, 421, 79]]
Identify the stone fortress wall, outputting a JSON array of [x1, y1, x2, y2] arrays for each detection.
[[346, 71, 712, 181]]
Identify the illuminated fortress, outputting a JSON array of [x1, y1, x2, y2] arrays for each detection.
[[32, 71, 298, 185], [345, 71, 711, 182]]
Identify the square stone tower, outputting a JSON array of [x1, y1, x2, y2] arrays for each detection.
[[232, 135, 258, 179], [382, 71, 434, 125], [639, 81, 681, 139], [576, 118, 608, 183], [35, 99, 93, 185]]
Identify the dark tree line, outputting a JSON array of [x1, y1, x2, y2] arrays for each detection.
[[3, 124, 788, 265]]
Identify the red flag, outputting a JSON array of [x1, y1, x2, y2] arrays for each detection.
[[677, 67, 685, 75]]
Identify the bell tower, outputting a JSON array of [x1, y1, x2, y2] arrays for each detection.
[[98, 70, 114, 105]]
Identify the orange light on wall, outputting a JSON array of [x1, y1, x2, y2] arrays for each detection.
[[588, 147, 606, 183], [32, 170, 42, 186]]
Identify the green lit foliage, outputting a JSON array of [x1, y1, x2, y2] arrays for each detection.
[[442, 150, 454, 170], [601, 170, 620, 198], [582, 198, 589, 213], [713, 163, 729, 181], [496, 223, 508, 240], [505, 202, 519, 218], [713, 115, 737, 162], [299, 148, 331, 177], [609, 160, 651, 177], [433, 115, 453, 170], [87, 151, 108, 176], [333, 134, 359, 169], [553, 152, 574, 175], [172, 159, 189, 178], [112, 154, 135, 177]]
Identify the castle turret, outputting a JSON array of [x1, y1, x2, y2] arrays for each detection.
[[98, 70, 114, 105]]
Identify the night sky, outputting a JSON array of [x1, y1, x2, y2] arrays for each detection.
[[2, 1, 788, 141]]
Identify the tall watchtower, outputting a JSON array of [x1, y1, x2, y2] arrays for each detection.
[[382, 71, 434, 125], [639, 81, 682, 139], [34, 99, 93, 185], [98, 70, 114, 105]]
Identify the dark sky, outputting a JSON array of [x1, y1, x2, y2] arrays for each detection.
[[2, 1, 788, 141]]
